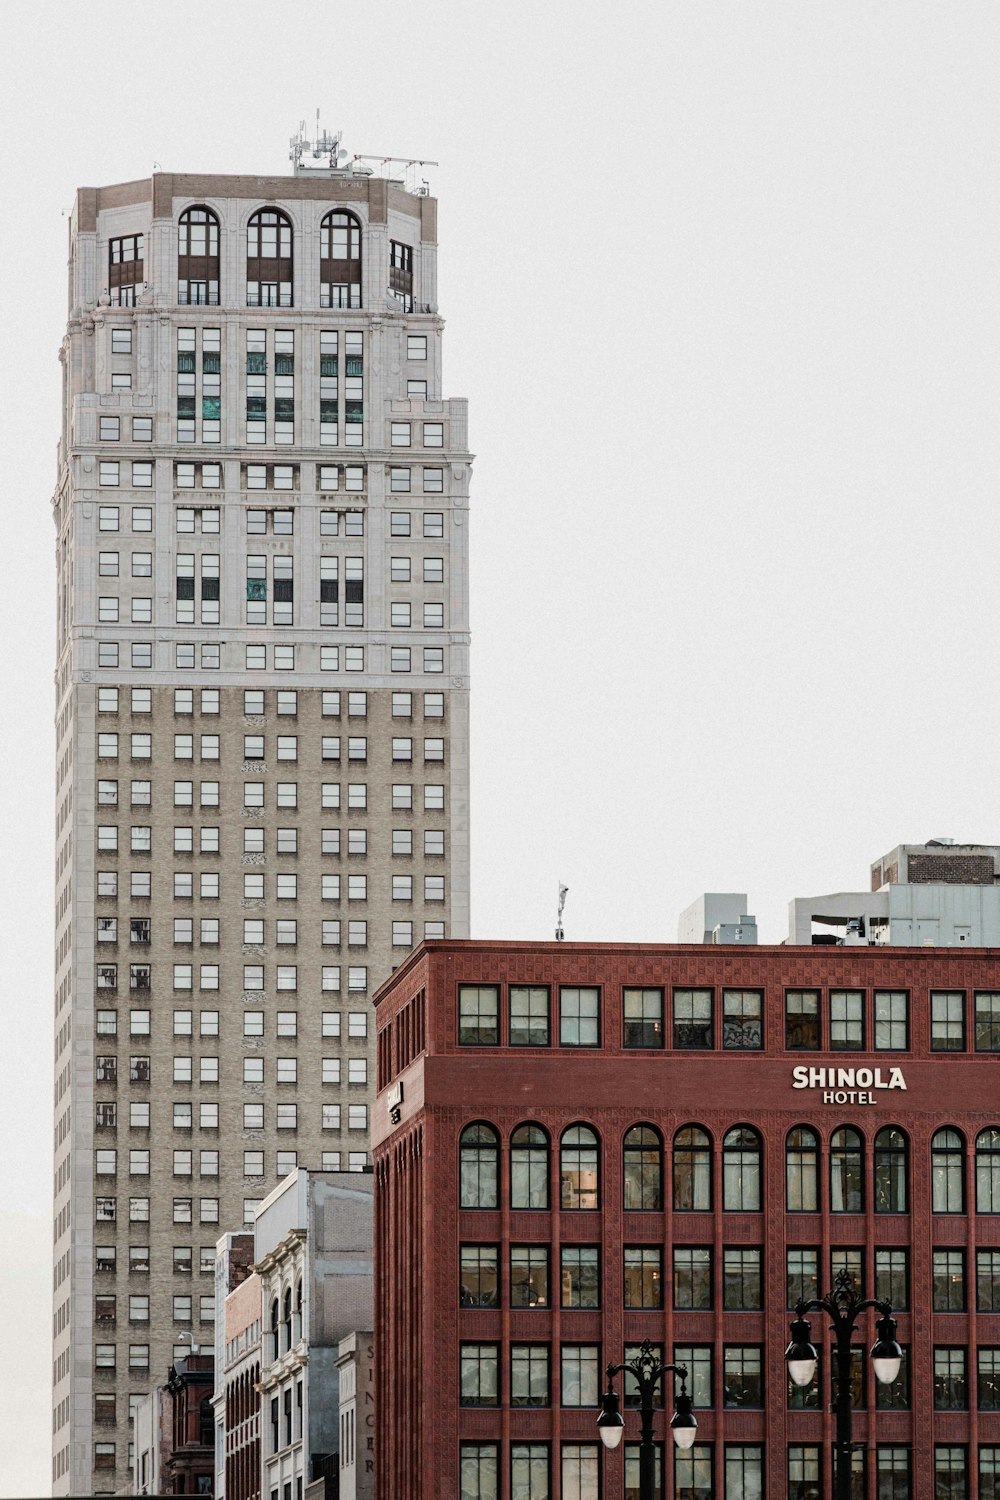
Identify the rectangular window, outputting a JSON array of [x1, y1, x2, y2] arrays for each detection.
[[979, 1251, 1000, 1310], [723, 1346, 763, 1407], [934, 1348, 968, 1409], [788, 1446, 821, 1500], [875, 1248, 909, 1309], [623, 1246, 662, 1309], [934, 1447, 968, 1498], [460, 1444, 498, 1500], [934, 1250, 965, 1312], [785, 989, 820, 1049], [458, 985, 499, 1046], [622, 987, 664, 1048], [932, 991, 966, 1051], [560, 1347, 599, 1408], [559, 987, 599, 1047], [979, 1348, 1000, 1410], [877, 1447, 910, 1499], [976, 993, 1000, 1051], [673, 989, 713, 1048], [511, 1346, 549, 1407], [875, 991, 908, 1050], [723, 1247, 762, 1310], [673, 1247, 711, 1310], [724, 1446, 763, 1500], [786, 1248, 819, 1307], [511, 1245, 549, 1309], [673, 1347, 712, 1411], [509, 986, 549, 1046], [560, 1246, 600, 1309], [723, 989, 762, 1049], [460, 1245, 499, 1308], [460, 1344, 499, 1406], [830, 989, 864, 1049]]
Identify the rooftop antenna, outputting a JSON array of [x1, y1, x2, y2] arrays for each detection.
[[555, 884, 568, 942]]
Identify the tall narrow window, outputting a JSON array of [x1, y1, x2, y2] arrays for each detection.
[[874, 1127, 908, 1213], [673, 1127, 711, 1212], [673, 989, 712, 1048], [932, 1129, 965, 1213], [510, 1125, 549, 1210], [932, 992, 966, 1051], [460, 1124, 499, 1209], [274, 329, 295, 444], [830, 990, 864, 1050], [623, 987, 663, 1048], [344, 332, 364, 447], [976, 993, 1000, 1051], [247, 209, 292, 307], [786, 1127, 819, 1212], [320, 211, 362, 309], [977, 1129, 1000, 1213], [622, 1126, 662, 1211], [723, 1127, 761, 1211], [178, 207, 220, 305], [246, 329, 266, 444], [830, 1127, 863, 1213], [509, 987, 549, 1046], [320, 331, 339, 446], [785, 990, 820, 1049], [560, 1126, 599, 1210], [723, 990, 762, 1049], [874, 991, 908, 1050], [109, 233, 144, 305], [389, 239, 413, 311]]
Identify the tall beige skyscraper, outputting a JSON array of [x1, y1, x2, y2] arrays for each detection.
[[52, 135, 471, 1494]]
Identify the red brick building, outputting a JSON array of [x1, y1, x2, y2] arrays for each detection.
[[372, 941, 1000, 1500]]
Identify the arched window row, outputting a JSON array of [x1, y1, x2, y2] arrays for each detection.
[[459, 1121, 1000, 1216], [458, 1121, 763, 1214], [171, 206, 380, 310]]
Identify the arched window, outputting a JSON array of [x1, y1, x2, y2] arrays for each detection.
[[560, 1125, 599, 1210], [977, 1129, 1000, 1213], [673, 1126, 711, 1212], [830, 1128, 863, 1213], [723, 1126, 761, 1211], [247, 209, 293, 307], [283, 1287, 293, 1351], [510, 1124, 549, 1210], [321, 211, 362, 309], [874, 1127, 908, 1214], [294, 1278, 303, 1342], [178, 206, 220, 305], [623, 1125, 663, 1211], [786, 1127, 819, 1212], [460, 1123, 500, 1208], [269, 1297, 280, 1361], [932, 1128, 965, 1213]]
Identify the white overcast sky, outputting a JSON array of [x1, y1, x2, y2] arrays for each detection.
[[2, 2, 999, 1490]]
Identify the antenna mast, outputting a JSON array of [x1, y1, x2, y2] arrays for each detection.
[[555, 885, 568, 942]]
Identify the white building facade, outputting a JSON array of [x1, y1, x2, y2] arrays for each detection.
[[52, 150, 470, 1494]]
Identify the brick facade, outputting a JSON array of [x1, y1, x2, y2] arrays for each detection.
[[373, 941, 1000, 1500]]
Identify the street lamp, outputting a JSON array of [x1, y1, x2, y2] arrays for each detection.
[[785, 1268, 902, 1500], [597, 1339, 697, 1500]]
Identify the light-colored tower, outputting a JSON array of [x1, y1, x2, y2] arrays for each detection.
[[52, 134, 471, 1495]]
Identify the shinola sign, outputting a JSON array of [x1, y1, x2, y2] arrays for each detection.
[[791, 1065, 908, 1106]]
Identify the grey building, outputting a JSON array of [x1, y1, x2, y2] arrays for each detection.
[[787, 839, 1000, 946], [52, 138, 471, 1494]]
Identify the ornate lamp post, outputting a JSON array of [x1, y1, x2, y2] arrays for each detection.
[[597, 1339, 697, 1500], [785, 1268, 903, 1500]]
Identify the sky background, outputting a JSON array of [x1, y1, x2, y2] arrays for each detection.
[[2, 2, 999, 1491]]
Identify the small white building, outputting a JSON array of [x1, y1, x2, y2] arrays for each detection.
[[335, 1332, 374, 1500], [254, 1170, 373, 1500]]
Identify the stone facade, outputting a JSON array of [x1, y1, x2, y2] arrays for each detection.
[[52, 163, 471, 1494]]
